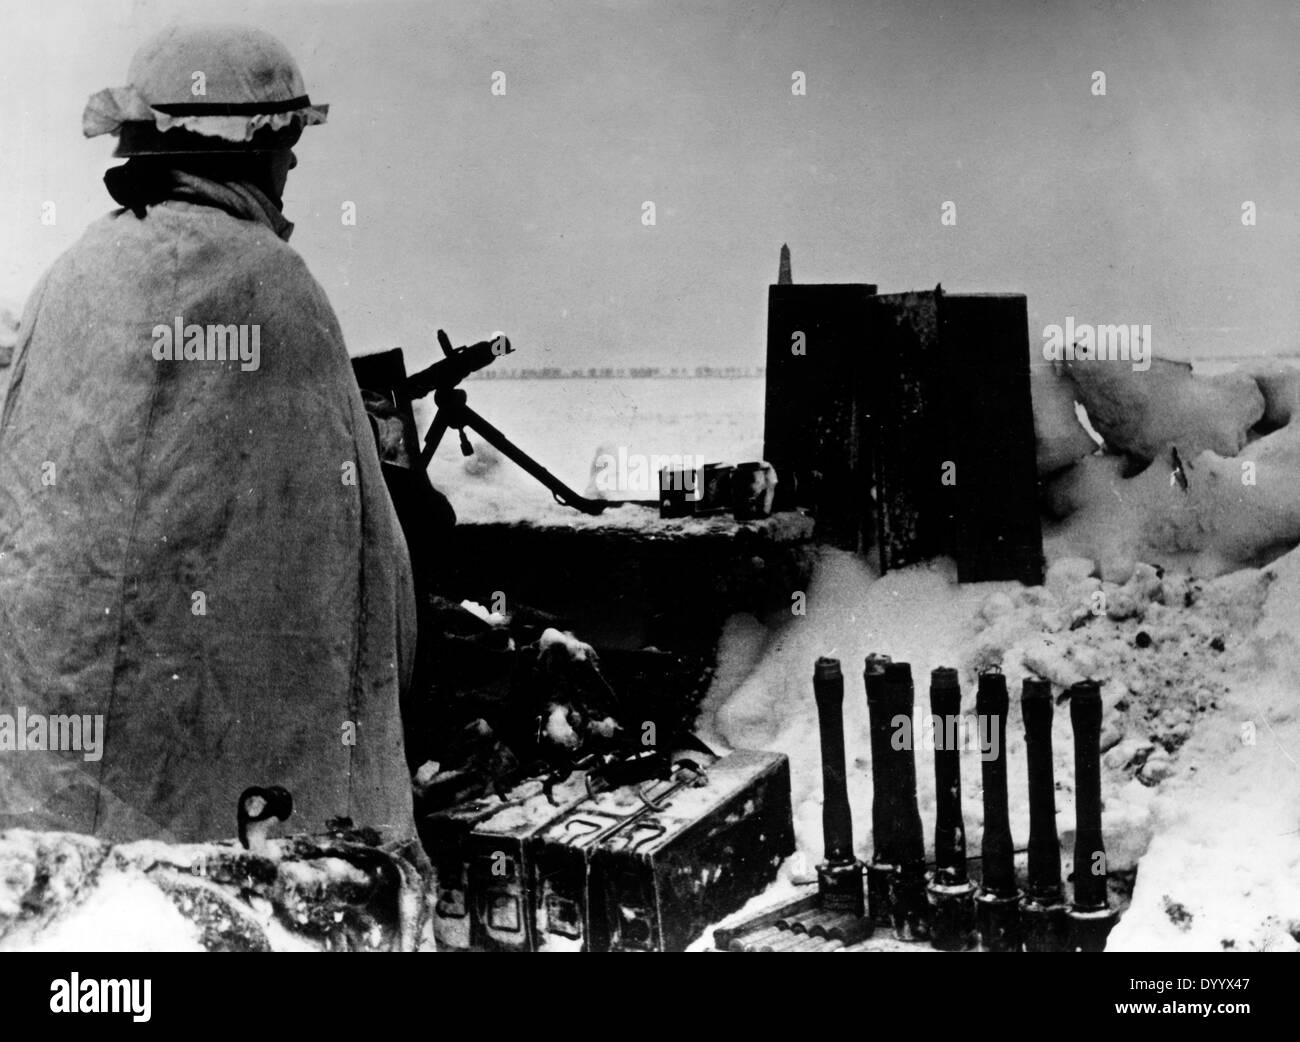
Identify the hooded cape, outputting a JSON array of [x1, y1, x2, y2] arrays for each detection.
[[0, 178, 416, 843]]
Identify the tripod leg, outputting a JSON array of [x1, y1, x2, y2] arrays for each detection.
[[420, 409, 452, 469], [456, 404, 609, 515]]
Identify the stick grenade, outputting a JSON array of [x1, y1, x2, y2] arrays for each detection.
[[926, 667, 976, 951], [863, 654, 897, 927], [883, 661, 929, 941], [971, 667, 1021, 951], [1067, 679, 1117, 950], [1019, 678, 1069, 952], [812, 657, 866, 917]]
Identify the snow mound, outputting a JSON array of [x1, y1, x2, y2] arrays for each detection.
[[1043, 359, 1300, 580], [698, 538, 1298, 949], [1061, 356, 1264, 464], [1031, 368, 1098, 475]]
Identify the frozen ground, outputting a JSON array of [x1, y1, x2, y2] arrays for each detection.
[[430, 371, 1300, 952]]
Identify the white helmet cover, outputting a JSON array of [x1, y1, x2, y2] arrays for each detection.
[[84, 24, 328, 152]]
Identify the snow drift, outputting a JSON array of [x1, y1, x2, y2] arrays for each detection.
[[1044, 357, 1300, 579]]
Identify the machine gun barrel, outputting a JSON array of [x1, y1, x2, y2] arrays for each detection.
[[404, 334, 514, 399]]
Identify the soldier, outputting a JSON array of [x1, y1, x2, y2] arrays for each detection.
[[0, 25, 416, 843]]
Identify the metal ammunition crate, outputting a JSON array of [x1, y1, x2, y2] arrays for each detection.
[[590, 749, 795, 952], [425, 773, 593, 951], [530, 779, 663, 952], [424, 750, 795, 952]]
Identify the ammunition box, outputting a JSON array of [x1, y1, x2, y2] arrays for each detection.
[[530, 783, 659, 952], [424, 774, 591, 951], [591, 749, 795, 952], [425, 749, 794, 952]]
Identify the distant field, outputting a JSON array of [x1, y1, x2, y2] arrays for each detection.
[[420, 376, 765, 523]]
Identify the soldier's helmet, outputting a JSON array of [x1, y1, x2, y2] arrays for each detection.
[[83, 24, 328, 156]]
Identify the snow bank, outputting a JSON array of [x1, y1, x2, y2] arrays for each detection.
[[1046, 423, 1300, 580], [1108, 548, 1300, 951], [1061, 356, 1264, 464], [698, 540, 1298, 950], [1031, 367, 1098, 475], [1045, 359, 1300, 579]]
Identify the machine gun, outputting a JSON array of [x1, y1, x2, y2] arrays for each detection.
[[404, 330, 611, 516]]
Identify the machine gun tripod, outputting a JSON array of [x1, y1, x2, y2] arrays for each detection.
[[406, 330, 611, 516]]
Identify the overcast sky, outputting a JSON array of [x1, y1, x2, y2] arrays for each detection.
[[3, 0, 1299, 371]]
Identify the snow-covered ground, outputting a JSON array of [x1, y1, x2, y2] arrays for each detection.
[[2, 355, 1296, 950], [430, 370, 1300, 952], [694, 548, 1300, 951], [418, 375, 765, 524]]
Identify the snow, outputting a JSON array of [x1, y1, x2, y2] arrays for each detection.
[[460, 599, 508, 627], [1106, 628, 1300, 953], [1061, 355, 1265, 464], [20, 871, 205, 952], [431, 369, 1300, 951], [694, 544, 1300, 950], [420, 376, 764, 526], [277, 857, 372, 891], [436, 363, 1300, 585], [1032, 368, 1098, 474], [0, 836, 206, 953], [1046, 359, 1300, 580], [538, 628, 596, 662], [4, 358, 1299, 950], [0, 828, 435, 951]]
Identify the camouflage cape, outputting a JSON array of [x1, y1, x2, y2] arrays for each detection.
[[0, 177, 416, 843]]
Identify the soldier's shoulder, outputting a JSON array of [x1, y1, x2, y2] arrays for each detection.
[[166, 208, 332, 304], [232, 226, 317, 283], [237, 234, 335, 317]]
